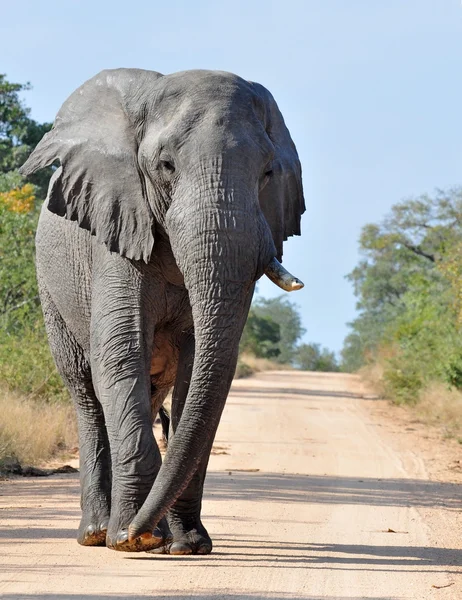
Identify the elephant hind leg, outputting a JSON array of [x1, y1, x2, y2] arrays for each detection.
[[40, 286, 111, 547]]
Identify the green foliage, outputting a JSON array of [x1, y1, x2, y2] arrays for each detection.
[[0, 169, 23, 193], [241, 295, 338, 371], [0, 74, 66, 400], [343, 189, 462, 369], [249, 296, 305, 364], [240, 312, 280, 358], [0, 324, 67, 399], [0, 198, 65, 398], [340, 331, 366, 373], [343, 187, 462, 404], [0, 190, 40, 334], [0, 74, 52, 197], [294, 343, 339, 372], [235, 359, 255, 379]]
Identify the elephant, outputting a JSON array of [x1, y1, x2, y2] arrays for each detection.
[[20, 68, 305, 555]]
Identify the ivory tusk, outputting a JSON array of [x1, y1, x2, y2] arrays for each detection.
[[264, 257, 304, 292]]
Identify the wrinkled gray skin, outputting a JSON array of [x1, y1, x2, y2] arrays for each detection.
[[21, 69, 305, 554]]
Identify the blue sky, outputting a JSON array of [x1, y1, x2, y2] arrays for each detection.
[[3, 1, 462, 352]]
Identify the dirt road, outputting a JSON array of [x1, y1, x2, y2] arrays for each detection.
[[1, 372, 461, 600]]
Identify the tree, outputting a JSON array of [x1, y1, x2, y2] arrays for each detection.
[[342, 188, 462, 371], [240, 312, 280, 358], [250, 296, 305, 363], [294, 343, 339, 372], [0, 75, 50, 334], [241, 296, 340, 370], [0, 74, 52, 196], [342, 187, 462, 403], [0, 74, 63, 398], [0, 184, 40, 333]]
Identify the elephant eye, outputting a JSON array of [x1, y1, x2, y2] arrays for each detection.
[[259, 167, 273, 192], [160, 159, 175, 174]]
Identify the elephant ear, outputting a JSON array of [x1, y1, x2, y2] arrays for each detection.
[[20, 69, 163, 262], [251, 83, 305, 261]]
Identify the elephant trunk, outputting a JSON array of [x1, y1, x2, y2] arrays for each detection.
[[128, 199, 272, 540]]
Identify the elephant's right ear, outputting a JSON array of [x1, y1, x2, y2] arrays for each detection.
[[20, 69, 163, 263], [249, 82, 305, 262]]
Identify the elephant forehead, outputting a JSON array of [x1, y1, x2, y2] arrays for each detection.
[[155, 70, 261, 116]]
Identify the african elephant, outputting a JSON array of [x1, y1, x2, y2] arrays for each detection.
[[20, 68, 305, 554]]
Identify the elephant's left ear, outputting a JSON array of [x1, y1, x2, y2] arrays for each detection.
[[251, 82, 306, 261], [20, 69, 163, 263]]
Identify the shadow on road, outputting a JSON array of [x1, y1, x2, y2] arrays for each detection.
[[231, 387, 364, 400], [127, 534, 462, 572], [205, 471, 462, 511], [1, 474, 460, 582], [0, 594, 405, 600], [1, 470, 460, 544]]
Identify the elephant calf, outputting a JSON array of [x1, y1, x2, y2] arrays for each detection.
[[20, 68, 305, 554]]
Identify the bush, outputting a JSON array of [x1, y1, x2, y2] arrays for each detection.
[[343, 188, 462, 412], [0, 186, 67, 401], [240, 312, 280, 359], [381, 354, 423, 404], [234, 353, 290, 378], [294, 342, 339, 372], [0, 186, 41, 335], [235, 360, 255, 379], [0, 323, 67, 400]]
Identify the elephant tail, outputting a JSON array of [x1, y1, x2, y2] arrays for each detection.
[[158, 405, 170, 444]]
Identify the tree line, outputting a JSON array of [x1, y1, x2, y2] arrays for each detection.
[[240, 296, 338, 371]]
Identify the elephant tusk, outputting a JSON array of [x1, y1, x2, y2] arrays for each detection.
[[264, 257, 304, 292]]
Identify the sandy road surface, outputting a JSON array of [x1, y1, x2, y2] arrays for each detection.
[[1, 371, 461, 600]]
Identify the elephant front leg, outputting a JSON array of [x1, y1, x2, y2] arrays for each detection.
[[97, 375, 171, 552], [158, 288, 254, 556], [90, 252, 170, 552], [154, 334, 213, 555]]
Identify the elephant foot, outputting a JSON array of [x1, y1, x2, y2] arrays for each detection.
[[107, 517, 172, 552], [150, 518, 212, 555], [77, 518, 109, 547]]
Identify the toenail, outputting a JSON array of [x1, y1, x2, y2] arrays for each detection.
[[169, 541, 193, 555], [116, 530, 129, 545]]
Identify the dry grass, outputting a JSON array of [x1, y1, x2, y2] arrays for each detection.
[[235, 353, 292, 378], [416, 383, 462, 441], [0, 352, 290, 466], [359, 359, 462, 442], [0, 388, 78, 467], [358, 361, 387, 398]]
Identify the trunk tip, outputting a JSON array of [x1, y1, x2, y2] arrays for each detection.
[[127, 524, 138, 542]]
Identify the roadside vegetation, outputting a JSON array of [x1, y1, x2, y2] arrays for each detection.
[[0, 74, 74, 469], [0, 74, 338, 467], [237, 295, 339, 376], [0, 389, 77, 467], [342, 188, 462, 440]]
